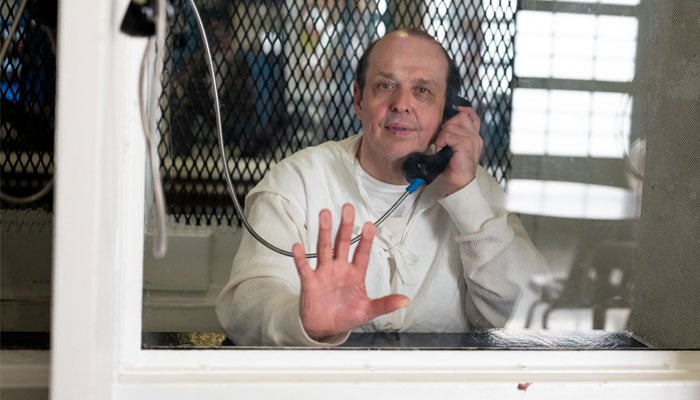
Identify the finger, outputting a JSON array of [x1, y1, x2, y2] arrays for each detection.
[[351, 222, 375, 271], [333, 203, 355, 262], [367, 294, 411, 319], [316, 209, 333, 266], [292, 243, 311, 278], [445, 108, 479, 133], [455, 104, 474, 113], [460, 107, 481, 131], [438, 113, 481, 150]]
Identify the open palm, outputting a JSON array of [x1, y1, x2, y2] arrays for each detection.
[[292, 204, 410, 341]]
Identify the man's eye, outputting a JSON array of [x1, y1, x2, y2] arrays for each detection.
[[417, 87, 430, 94], [380, 82, 393, 90]]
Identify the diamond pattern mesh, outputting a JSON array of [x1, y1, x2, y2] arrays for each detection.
[[0, 0, 515, 227], [1, 0, 56, 211], [160, 0, 515, 227]]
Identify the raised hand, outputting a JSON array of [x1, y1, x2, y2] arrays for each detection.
[[292, 203, 411, 341], [433, 105, 482, 196]]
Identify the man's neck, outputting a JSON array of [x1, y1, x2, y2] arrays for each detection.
[[356, 138, 408, 185]]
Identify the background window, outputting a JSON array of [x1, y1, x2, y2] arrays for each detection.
[[511, 2, 638, 158]]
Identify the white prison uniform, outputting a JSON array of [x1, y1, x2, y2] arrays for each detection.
[[215, 134, 547, 346]]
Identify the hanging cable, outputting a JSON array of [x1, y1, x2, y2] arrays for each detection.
[[137, 0, 169, 258], [187, 0, 424, 258], [0, 0, 28, 62]]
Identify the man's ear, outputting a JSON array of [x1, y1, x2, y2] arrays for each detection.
[[352, 83, 363, 114]]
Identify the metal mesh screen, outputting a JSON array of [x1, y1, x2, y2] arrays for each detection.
[[0, 0, 515, 226], [160, 0, 515, 227], [0, 0, 56, 212]]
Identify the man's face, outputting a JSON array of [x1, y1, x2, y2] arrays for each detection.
[[354, 33, 449, 182]]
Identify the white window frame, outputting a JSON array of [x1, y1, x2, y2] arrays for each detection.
[[50, 1, 700, 399]]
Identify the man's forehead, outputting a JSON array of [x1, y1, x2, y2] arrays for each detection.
[[373, 32, 444, 55], [366, 35, 449, 81]]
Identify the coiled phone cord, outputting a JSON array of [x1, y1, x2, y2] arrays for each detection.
[[187, 0, 424, 258]]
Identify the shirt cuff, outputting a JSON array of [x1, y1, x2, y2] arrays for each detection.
[[438, 179, 496, 234], [298, 317, 351, 347]]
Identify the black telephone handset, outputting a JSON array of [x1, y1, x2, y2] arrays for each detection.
[[401, 97, 471, 185]]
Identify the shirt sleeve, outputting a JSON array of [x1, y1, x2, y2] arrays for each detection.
[[438, 170, 548, 329], [215, 191, 351, 347]]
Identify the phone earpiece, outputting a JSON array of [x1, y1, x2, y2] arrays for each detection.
[[402, 96, 471, 186], [442, 96, 472, 122]]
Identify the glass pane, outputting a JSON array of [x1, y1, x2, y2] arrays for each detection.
[[515, 11, 637, 81], [511, 89, 631, 157], [537, 0, 640, 5], [132, 0, 650, 349]]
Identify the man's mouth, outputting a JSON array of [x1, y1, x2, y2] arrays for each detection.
[[385, 122, 413, 135]]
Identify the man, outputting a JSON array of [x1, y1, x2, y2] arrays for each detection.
[[216, 28, 546, 346]]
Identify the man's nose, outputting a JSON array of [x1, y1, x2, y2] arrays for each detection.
[[390, 90, 412, 113]]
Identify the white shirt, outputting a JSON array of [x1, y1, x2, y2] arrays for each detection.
[[216, 134, 547, 346]]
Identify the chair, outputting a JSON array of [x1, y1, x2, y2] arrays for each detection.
[[588, 240, 635, 329], [525, 240, 635, 330]]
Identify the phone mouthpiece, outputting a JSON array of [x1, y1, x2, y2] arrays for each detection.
[[401, 146, 453, 185]]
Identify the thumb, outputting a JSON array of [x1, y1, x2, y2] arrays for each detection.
[[366, 294, 411, 319]]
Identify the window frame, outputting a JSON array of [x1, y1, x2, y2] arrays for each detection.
[[49, 1, 700, 399]]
